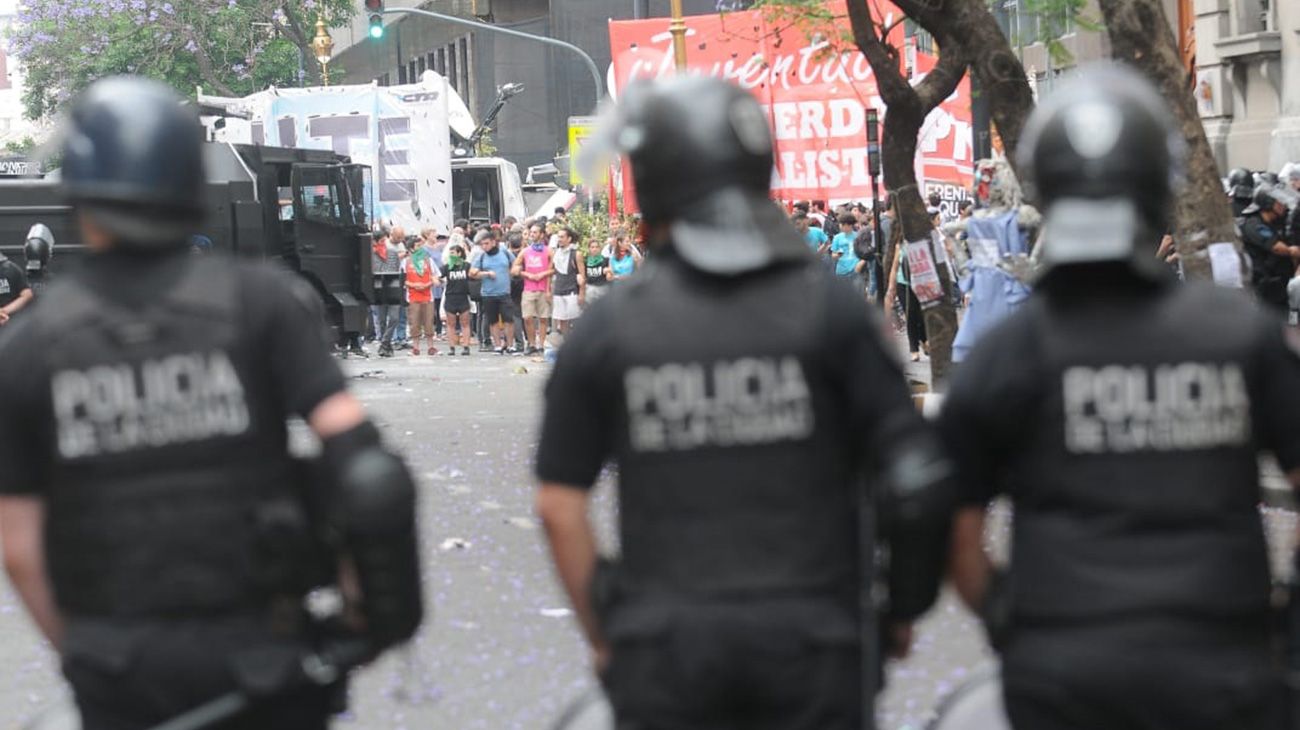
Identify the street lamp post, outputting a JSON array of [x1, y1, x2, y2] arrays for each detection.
[[668, 0, 688, 71], [311, 17, 335, 86]]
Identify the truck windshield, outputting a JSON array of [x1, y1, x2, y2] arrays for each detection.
[[343, 165, 373, 231], [295, 166, 346, 226]]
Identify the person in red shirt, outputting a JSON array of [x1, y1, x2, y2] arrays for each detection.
[[405, 241, 440, 356]]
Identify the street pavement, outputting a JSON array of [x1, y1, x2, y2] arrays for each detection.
[[0, 341, 1294, 730]]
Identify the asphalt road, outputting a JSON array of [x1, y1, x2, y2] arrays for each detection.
[[0, 345, 1293, 730]]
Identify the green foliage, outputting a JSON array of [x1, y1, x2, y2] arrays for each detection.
[[750, 0, 857, 58], [3, 136, 38, 155], [564, 203, 638, 249], [9, 0, 358, 121], [993, 0, 1101, 65]]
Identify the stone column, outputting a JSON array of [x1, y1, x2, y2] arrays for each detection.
[[1193, 0, 1233, 168], [1269, 0, 1300, 167]]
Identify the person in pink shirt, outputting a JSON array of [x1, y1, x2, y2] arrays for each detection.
[[512, 223, 553, 355]]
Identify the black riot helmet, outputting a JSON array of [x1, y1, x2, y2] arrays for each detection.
[[580, 75, 806, 276], [58, 76, 205, 249], [1255, 171, 1280, 189], [1241, 184, 1285, 217], [23, 223, 54, 272], [1017, 63, 1183, 277], [1227, 168, 1255, 200]]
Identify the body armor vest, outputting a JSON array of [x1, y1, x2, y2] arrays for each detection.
[[39, 257, 310, 619], [1009, 285, 1271, 623], [605, 258, 862, 601]]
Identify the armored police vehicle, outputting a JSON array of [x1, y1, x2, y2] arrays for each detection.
[[0, 142, 374, 339]]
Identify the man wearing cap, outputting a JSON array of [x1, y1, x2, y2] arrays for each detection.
[[0, 237, 32, 326], [535, 75, 953, 729]]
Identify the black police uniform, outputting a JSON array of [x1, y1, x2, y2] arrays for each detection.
[[0, 75, 424, 730], [538, 249, 936, 729], [1240, 209, 1291, 311], [537, 75, 951, 730], [942, 65, 1300, 730], [1228, 169, 1254, 218], [1288, 199, 1300, 248], [0, 249, 348, 729], [0, 251, 30, 309], [942, 270, 1297, 730]]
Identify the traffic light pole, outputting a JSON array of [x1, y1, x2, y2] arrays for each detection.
[[378, 7, 605, 106]]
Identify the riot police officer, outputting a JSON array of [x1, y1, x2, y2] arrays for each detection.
[[534, 76, 954, 729], [1227, 167, 1255, 216], [0, 242, 32, 325], [23, 223, 55, 295], [0, 77, 422, 729], [942, 63, 1300, 730], [1239, 185, 1299, 312]]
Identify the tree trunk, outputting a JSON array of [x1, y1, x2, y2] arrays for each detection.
[[950, 0, 1036, 175], [894, 0, 1036, 180], [847, 0, 967, 387], [187, 31, 238, 97], [1096, 0, 1240, 280], [278, 7, 325, 86]]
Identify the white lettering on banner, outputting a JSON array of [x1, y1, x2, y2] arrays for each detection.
[[625, 34, 877, 93], [765, 100, 866, 141], [52, 351, 251, 459], [1062, 363, 1251, 454], [774, 148, 872, 189], [924, 182, 973, 221], [624, 357, 815, 452]]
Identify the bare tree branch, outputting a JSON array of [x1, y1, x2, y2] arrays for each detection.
[[846, 0, 916, 109], [914, 31, 968, 109], [276, 4, 323, 84], [185, 27, 237, 96], [879, 15, 907, 40]]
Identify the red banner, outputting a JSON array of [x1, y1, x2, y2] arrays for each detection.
[[607, 1, 973, 204]]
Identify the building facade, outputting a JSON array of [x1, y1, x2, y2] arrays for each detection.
[[997, 0, 1298, 172], [1195, 0, 1299, 171], [330, 0, 719, 175]]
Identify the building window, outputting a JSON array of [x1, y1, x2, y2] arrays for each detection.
[[448, 44, 458, 93], [458, 37, 471, 102], [418, 56, 427, 74], [1001, 0, 1073, 45], [436, 48, 447, 75]]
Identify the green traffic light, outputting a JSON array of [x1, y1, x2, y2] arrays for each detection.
[[369, 19, 384, 38]]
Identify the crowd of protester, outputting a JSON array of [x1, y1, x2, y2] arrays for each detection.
[[349, 164, 1300, 363], [350, 208, 644, 358], [789, 194, 973, 362]]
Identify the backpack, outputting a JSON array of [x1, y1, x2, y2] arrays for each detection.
[[853, 228, 877, 261]]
